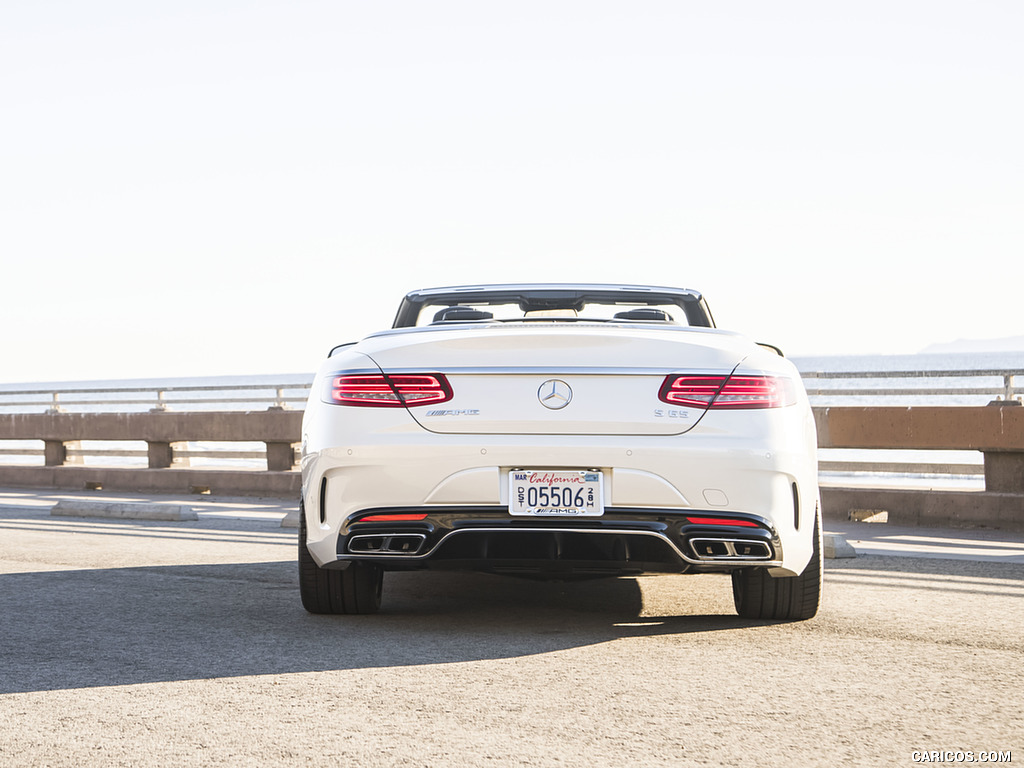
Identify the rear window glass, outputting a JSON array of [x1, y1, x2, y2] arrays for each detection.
[[414, 301, 686, 327]]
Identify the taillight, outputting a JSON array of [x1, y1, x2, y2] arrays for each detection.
[[328, 374, 452, 408], [659, 374, 796, 409]]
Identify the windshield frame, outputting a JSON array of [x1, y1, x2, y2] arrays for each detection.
[[392, 284, 715, 329]]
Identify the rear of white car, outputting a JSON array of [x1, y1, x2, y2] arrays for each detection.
[[299, 285, 821, 620]]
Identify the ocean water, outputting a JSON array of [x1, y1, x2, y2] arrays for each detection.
[[792, 350, 1024, 375]]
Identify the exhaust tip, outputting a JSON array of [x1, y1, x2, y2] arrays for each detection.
[[349, 533, 426, 555], [689, 538, 772, 561]]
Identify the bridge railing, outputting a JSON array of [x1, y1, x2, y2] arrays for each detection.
[[0, 410, 304, 497], [799, 369, 1023, 483], [813, 402, 1024, 529], [0, 370, 1022, 489], [0, 397, 1022, 528]]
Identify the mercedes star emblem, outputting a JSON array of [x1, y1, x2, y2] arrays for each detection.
[[538, 379, 573, 409]]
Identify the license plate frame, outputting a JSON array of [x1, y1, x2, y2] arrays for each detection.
[[508, 470, 604, 517]]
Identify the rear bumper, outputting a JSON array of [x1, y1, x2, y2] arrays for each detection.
[[331, 506, 781, 575], [301, 428, 818, 576]]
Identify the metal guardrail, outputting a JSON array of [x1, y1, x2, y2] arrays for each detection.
[[800, 369, 1023, 403], [0, 382, 312, 413]]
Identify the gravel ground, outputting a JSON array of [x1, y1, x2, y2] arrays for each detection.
[[0, 504, 1021, 767]]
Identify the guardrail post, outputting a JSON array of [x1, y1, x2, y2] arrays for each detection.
[[43, 440, 84, 466], [147, 441, 190, 469], [44, 440, 67, 466], [981, 399, 1023, 492], [983, 451, 1024, 493], [265, 442, 297, 472], [1005, 373, 1020, 402]]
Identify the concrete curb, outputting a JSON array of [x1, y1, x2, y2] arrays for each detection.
[[0, 466, 301, 499], [51, 501, 199, 522], [0, 505, 51, 516], [280, 510, 300, 529], [824, 533, 857, 559]]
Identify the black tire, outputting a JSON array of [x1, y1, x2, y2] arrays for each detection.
[[732, 509, 822, 621], [298, 503, 383, 615]]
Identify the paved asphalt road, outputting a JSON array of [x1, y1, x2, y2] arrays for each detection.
[[0, 489, 1021, 768]]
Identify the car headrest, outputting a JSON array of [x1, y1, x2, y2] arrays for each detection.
[[432, 306, 494, 322], [612, 308, 671, 321]]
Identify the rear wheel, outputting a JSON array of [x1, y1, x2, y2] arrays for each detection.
[[732, 510, 821, 621], [298, 502, 383, 614]]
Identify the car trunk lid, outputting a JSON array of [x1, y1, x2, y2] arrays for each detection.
[[358, 325, 753, 436]]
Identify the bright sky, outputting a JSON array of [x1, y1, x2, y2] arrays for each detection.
[[3, 1, 1022, 383]]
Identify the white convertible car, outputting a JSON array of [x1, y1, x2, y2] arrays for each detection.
[[299, 284, 821, 620]]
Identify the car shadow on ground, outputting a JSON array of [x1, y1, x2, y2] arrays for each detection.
[[0, 561, 776, 694]]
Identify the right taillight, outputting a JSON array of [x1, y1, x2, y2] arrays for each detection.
[[659, 374, 796, 409]]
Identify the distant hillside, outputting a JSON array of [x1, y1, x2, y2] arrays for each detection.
[[921, 336, 1024, 354]]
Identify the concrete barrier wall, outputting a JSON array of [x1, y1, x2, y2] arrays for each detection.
[[815, 403, 1024, 495], [815, 404, 1024, 452], [815, 403, 1024, 529], [0, 410, 303, 497], [0, 410, 302, 442]]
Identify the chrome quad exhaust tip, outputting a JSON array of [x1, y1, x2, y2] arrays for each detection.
[[348, 533, 427, 555], [689, 537, 773, 562]]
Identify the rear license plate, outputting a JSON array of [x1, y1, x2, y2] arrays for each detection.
[[508, 470, 604, 516]]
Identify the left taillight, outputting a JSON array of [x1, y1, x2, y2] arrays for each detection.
[[326, 374, 453, 408], [659, 374, 796, 409]]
